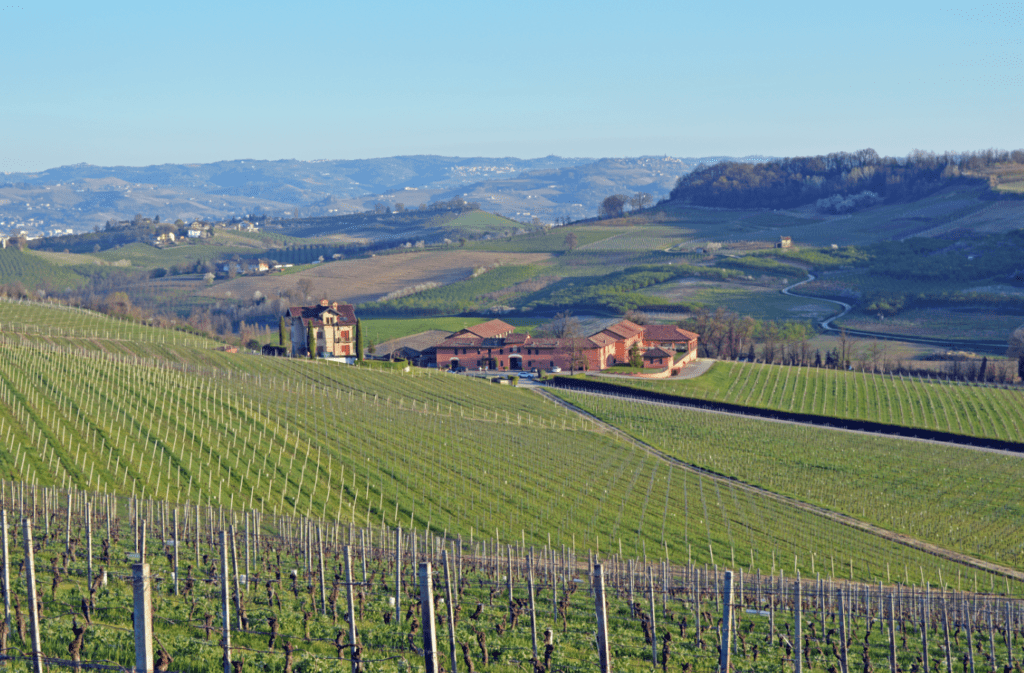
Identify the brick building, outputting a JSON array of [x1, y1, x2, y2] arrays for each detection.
[[435, 318, 699, 372]]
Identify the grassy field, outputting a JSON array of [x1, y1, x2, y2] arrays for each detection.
[[204, 251, 552, 307], [838, 307, 1024, 342], [552, 387, 1024, 569], [0, 247, 89, 290], [0, 303, 1013, 589], [591, 360, 1024, 442], [93, 241, 262, 269]]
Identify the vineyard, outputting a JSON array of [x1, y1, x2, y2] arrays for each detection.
[[0, 487, 1020, 673], [602, 360, 1024, 444], [549, 389, 1024, 569]]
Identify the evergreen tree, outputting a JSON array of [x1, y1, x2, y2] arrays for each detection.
[[356, 318, 364, 361], [628, 342, 643, 368], [747, 344, 756, 363], [306, 323, 315, 358], [979, 356, 988, 382], [814, 349, 823, 368], [1018, 355, 1024, 383], [279, 316, 287, 347]]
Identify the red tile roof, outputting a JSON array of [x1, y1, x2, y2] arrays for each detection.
[[602, 319, 644, 340], [643, 324, 699, 342], [643, 346, 674, 359], [462, 319, 515, 339]]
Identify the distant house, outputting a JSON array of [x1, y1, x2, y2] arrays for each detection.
[[777, 236, 792, 248], [154, 231, 175, 244], [286, 300, 358, 358]]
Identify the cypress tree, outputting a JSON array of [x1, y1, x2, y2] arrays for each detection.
[[307, 322, 315, 358], [279, 316, 287, 347], [356, 319, 364, 361]]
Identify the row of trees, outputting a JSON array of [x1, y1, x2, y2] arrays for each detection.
[[669, 148, 1024, 210]]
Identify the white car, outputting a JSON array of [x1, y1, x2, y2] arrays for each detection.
[[549, 366, 562, 373]]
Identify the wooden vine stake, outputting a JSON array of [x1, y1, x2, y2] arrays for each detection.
[[594, 564, 611, 673], [442, 549, 459, 673], [22, 518, 43, 673], [220, 530, 233, 673], [132, 562, 154, 673], [419, 562, 439, 673], [720, 570, 733, 673]]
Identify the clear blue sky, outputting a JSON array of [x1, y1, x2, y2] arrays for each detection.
[[2, 0, 1021, 172]]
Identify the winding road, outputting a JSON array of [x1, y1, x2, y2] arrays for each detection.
[[782, 273, 1007, 353]]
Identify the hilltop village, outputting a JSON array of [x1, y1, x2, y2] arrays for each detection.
[[278, 298, 699, 375]]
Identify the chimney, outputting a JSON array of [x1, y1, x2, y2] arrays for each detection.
[[319, 299, 329, 307], [332, 302, 338, 311]]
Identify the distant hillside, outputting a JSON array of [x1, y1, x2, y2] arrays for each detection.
[[0, 154, 775, 235], [668, 149, 1024, 211]]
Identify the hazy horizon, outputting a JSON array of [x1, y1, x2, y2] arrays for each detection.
[[3, 0, 1021, 172]]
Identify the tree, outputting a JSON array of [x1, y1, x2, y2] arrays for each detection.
[[549, 311, 581, 339], [564, 231, 578, 252], [356, 318, 364, 361], [979, 356, 988, 382], [306, 323, 316, 358], [395, 202, 406, 213], [297, 278, 314, 299], [1008, 327, 1024, 359], [279, 316, 287, 347], [599, 194, 628, 219], [245, 338, 260, 351], [629, 192, 653, 212], [628, 342, 643, 368], [1019, 355, 1024, 383]]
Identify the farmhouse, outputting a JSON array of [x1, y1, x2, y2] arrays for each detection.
[[286, 300, 358, 359], [435, 318, 699, 373]]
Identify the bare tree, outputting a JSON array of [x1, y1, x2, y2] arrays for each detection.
[[549, 311, 581, 339], [629, 192, 653, 212]]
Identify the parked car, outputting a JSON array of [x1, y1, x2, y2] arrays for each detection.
[[549, 366, 562, 373]]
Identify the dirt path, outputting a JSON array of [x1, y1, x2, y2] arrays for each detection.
[[536, 387, 1024, 582]]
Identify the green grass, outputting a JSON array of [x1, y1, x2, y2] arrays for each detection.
[[0, 247, 88, 289], [94, 241, 262, 269], [466, 226, 623, 253], [552, 386, 1024, 569], [593, 360, 1024, 443], [441, 210, 526, 234]]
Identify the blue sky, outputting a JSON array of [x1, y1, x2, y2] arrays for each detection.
[[1, 0, 1021, 171]]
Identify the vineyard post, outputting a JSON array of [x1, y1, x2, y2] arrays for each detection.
[[1, 510, 9, 635], [220, 530, 233, 673], [987, 606, 996, 671], [22, 518, 42, 673], [838, 589, 849, 673], [921, 597, 929, 673], [966, 603, 976, 673], [507, 545, 514, 622], [318, 525, 327, 616], [628, 559, 635, 618], [942, 594, 952, 673], [418, 562, 439, 673], [230, 525, 242, 629], [65, 490, 72, 554], [593, 564, 611, 673], [719, 570, 733, 673], [140, 519, 147, 565], [169, 508, 179, 595], [442, 549, 458, 673], [395, 526, 402, 624], [528, 553, 538, 661], [649, 565, 658, 666], [360, 529, 367, 582], [794, 580, 802, 673], [888, 593, 897, 673], [244, 513, 251, 579], [132, 563, 154, 673], [344, 546, 359, 673], [1003, 602, 1011, 667], [86, 502, 93, 594]]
